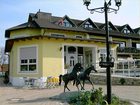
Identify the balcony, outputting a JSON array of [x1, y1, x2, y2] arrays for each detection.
[[117, 47, 140, 54]]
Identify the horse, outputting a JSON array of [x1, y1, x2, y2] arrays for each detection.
[[59, 63, 83, 92], [74, 65, 97, 90]]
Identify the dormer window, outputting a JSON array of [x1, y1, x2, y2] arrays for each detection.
[[103, 25, 113, 31], [121, 25, 135, 34], [58, 18, 73, 28], [84, 21, 93, 28], [123, 27, 130, 34], [138, 30, 140, 35], [108, 25, 113, 31], [63, 19, 72, 27]]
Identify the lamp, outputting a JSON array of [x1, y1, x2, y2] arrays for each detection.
[[83, 0, 91, 6], [59, 47, 62, 51], [115, 0, 122, 7], [83, 0, 122, 104]]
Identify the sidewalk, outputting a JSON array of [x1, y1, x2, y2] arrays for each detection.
[[0, 80, 140, 105]]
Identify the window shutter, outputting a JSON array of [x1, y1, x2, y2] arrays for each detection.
[[20, 47, 36, 59]]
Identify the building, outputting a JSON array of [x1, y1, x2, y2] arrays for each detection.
[[5, 11, 140, 86]]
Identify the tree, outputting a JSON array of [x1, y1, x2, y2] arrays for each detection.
[[0, 47, 9, 84], [0, 47, 8, 73]]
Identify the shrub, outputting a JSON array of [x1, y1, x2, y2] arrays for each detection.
[[69, 88, 107, 105], [69, 88, 131, 105], [119, 78, 126, 85]]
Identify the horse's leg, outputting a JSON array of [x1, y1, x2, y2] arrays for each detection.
[[76, 83, 79, 91], [64, 83, 70, 92], [76, 79, 83, 90], [64, 82, 66, 92], [73, 80, 75, 86], [65, 81, 70, 91], [63, 81, 70, 92], [76, 79, 80, 91], [87, 78, 94, 89], [82, 80, 85, 90]]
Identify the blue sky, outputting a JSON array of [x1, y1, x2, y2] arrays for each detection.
[[0, 0, 140, 47]]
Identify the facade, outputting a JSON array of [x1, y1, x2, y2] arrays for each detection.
[[5, 11, 140, 86]]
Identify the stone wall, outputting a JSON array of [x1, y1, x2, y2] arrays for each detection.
[[90, 74, 140, 85]]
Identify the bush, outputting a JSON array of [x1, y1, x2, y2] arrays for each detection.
[[119, 78, 126, 85], [69, 88, 131, 105], [69, 88, 107, 105]]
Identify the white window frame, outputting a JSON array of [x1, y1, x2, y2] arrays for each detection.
[[119, 42, 126, 47], [99, 48, 114, 62], [84, 21, 93, 28], [103, 25, 113, 31], [123, 27, 130, 34], [18, 45, 38, 74]]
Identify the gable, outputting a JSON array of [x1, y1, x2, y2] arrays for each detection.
[[134, 27, 140, 35], [57, 15, 76, 27], [101, 22, 118, 31], [80, 18, 98, 29], [121, 24, 135, 34]]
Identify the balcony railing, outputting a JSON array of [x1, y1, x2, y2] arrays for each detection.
[[117, 47, 140, 54]]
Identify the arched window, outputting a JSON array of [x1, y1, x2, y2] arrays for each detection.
[[68, 46, 76, 53]]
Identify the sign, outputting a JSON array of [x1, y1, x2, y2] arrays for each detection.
[[99, 62, 114, 68]]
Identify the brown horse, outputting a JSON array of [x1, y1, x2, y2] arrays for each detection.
[[59, 63, 83, 92]]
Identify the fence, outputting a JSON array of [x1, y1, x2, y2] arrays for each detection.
[[113, 59, 140, 77]]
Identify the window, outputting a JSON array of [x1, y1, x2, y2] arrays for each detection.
[[108, 25, 113, 31], [68, 46, 76, 53], [138, 30, 140, 35], [103, 25, 113, 31], [51, 34, 65, 38], [132, 42, 136, 48], [63, 19, 72, 27], [119, 42, 126, 47], [58, 19, 73, 27], [99, 49, 113, 62], [100, 49, 107, 62], [84, 21, 93, 28], [19, 46, 37, 72], [123, 27, 130, 34], [75, 35, 83, 39]]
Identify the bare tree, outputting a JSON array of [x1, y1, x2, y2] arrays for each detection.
[[0, 47, 8, 73]]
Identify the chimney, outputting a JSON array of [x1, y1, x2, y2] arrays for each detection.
[[36, 11, 52, 21]]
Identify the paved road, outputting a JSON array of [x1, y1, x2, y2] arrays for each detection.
[[0, 80, 140, 105]]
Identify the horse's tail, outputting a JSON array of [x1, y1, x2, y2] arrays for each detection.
[[59, 75, 62, 85]]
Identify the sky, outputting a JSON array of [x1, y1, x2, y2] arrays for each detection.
[[0, 0, 140, 47]]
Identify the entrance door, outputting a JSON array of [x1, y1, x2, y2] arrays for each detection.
[[85, 50, 92, 67], [66, 46, 77, 73], [84, 47, 96, 68]]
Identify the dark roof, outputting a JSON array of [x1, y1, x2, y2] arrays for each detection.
[[5, 11, 140, 39], [116, 24, 135, 33], [134, 27, 140, 33], [5, 21, 39, 37]]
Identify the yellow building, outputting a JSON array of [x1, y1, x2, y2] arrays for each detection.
[[5, 11, 140, 86]]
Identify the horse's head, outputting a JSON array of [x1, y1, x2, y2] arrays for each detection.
[[89, 65, 97, 73], [73, 63, 83, 72]]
